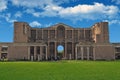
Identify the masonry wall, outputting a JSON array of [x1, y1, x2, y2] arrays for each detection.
[[94, 44, 115, 60], [8, 46, 28, 60], [92, 22, 109, 43], [14, 22, 30, 43], [0, 22, 116, 61]]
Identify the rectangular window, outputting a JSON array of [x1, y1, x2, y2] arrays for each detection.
[[50, 30, 55, 39], [31, 30, 36, 42], [37, 30, 42, 40], [1, 46, 8, 52]]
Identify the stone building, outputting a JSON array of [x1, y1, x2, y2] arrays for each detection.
[[0, 22, 120, 61]]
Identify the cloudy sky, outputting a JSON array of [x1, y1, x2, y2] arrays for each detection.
[[0, 0, 120, 42]]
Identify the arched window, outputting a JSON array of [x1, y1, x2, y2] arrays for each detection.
[[57, 25, 65, 39]]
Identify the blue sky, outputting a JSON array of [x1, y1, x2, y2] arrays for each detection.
[[0, 0, 120, 43], [57, 45, 64, 52]]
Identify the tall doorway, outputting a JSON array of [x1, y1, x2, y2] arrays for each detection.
[[57, 45, 64, 59]]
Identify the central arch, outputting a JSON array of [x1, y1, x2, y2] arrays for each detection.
[[57, 45, 64, 53], [57, 45, 64, 59]]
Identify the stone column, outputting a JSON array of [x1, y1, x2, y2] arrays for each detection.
[[47, 42, 49, 59], [93, 47, 96, 60], [114, 47, 116, 60], [69, 54, 72, 60], [72, 43, 74, 59], [65, 43, 67, 59], [31, 56, 34, 61], [77, 46, 80, 59], [28, 46, 30, 60], [38, 54, 40, 61], [46, 46, 48, 60], [72, 30, 74, 59], [65, 29, 67, 59], [81, 47, 84, 60], [75, 46, 77, 60], [40, 46, 42, 60], [34, 46, 37, 61], [87, 47, 90, 60], [55, 29, 57, 59], [0, 47, 1, 60], [55, 42, 57, 59]]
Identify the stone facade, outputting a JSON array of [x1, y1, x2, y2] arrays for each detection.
[[0, 22, 119, 61]]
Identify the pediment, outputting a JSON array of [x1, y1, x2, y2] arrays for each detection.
[[45, 23, 74, 30]]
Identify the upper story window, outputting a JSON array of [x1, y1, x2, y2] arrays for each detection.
[[31, 30, 36, 42], [57, 25, 65, 39], [1, 46, 8, 52]]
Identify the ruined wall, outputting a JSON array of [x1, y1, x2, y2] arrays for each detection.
[[7, 22, 115, 60], [14, 22, 31, 43], [94, 44, 115, 60], [8, 46, 28, 60], [92, 22, 109, 43]]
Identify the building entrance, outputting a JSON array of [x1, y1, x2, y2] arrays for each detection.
[[57, 45, 64, 59]]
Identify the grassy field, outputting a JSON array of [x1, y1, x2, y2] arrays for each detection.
[[0, 60, 120, 80]]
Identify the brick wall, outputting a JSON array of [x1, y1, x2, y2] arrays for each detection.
[[8, 46, 28, 60], [14, 22, 30, 43], [94, 44, 115, 60]]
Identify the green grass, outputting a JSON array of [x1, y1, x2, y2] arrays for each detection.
[[0, 60, 120, 80]]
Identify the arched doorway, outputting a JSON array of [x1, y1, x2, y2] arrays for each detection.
[[57, 45, 64, 59]]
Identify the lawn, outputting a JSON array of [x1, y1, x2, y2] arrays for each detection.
[[0, 60, 120, 80]]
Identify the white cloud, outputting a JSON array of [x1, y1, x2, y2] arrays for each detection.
[[11, 0, 70, 8], [0, 0, 7, 12], [30, 21, 53, 28], [10, 0, 119, 21], [15, 11, 22, 18], [103, 20, 120, 25], [11, 0, 63, 17], [5, 13, 17, 23], [11, 0, 55, 8], [40, 5, 62, 17], [53, 0, 71, 5], [44, 23, 53, 27], [112, 0, 120, 4], [30, 21, 41, 27], [27, 2, 119, 21], [25, 9, 41, 17], [58, 2, 119, 20], [0, 13, 17, 23], [25, 5, 62, 17]]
